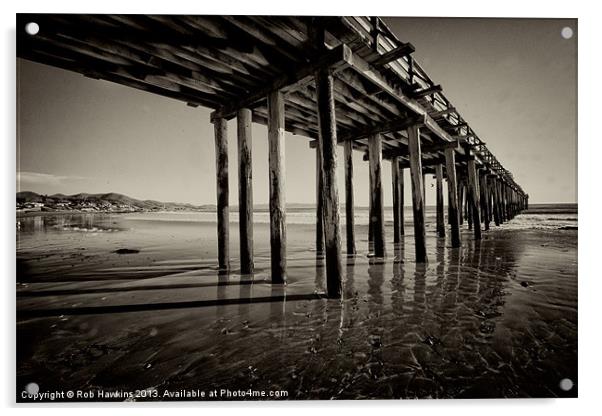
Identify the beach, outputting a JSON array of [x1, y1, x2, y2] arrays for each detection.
[[16, 205, 577, 400]]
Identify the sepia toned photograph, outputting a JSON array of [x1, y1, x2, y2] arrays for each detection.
[[16, 14, 577, 401]]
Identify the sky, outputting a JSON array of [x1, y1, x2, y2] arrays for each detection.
[[16, 17, 577, 205]]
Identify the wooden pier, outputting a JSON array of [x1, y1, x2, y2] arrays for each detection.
[[17, 14, 528, 298]]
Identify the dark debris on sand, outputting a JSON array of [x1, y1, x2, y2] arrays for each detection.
[[112, 248, 140, 255]]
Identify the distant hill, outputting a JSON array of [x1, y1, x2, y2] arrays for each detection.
[[16, 191, 44, 203], [16, 191, 216, 212]]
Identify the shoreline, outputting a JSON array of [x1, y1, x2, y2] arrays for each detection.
[[16, 205, 579, 219]]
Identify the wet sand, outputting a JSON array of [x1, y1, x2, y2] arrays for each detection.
[[16, 208, 577, 400]]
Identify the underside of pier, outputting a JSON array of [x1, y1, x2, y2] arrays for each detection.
[[17, 14, 528, 298]]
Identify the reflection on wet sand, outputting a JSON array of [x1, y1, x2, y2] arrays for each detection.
[[17, 213, 577, 399]]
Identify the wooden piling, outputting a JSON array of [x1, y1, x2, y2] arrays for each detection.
[[467, 190, 473, 230], [467, 158, 482, 240], [368, 162, 374, 246], [369, 133, 386, 257], [435, 164, 445, 238], [399, 163, 405, 236], [316, 144, 325, 253], [488, 178, 495, 224], [444, 148, 461, 248], [506, 184, 511, 220], [497, 180, 505, 224], [407, 124, 427, 263], [237, 108, 254, 274], [512, 188, 515, 217], [502, 183, 509, 221], [392, 157, 403, 243], [447, 184, 452, 226], [506, 185, 514, 219], [458, 180, 464, 225], [344, 140, 356, 255], [511, 189, 515, 218], [316, 68, 343, 298], [422, 173, 427, 209], [267, 90, 286, 283], [491, 176, 500, 226], [512, 188, 516, 218], [212, 117, 229, 272], [480, 172, 490, 231]]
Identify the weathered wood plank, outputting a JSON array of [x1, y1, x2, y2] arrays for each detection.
[[338, 114, 423, 143], [316, 68, 343, 298], [430, 107, 457, 119], [346, 52, 454, 143], [344, 140, 356, 255], [411, 84, 442, 98], [267, 90, 287, 283], [211, 44, 352, 120], [435, 164, 446, 238], [237, 108, 254, 274], [212, 117, 229, 271], [408, 124, 427, 263], [371, 42, 415, 67]]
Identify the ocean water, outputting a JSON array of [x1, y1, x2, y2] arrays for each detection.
[[16, 206, 577, 400], [119, 206, 425, 225]]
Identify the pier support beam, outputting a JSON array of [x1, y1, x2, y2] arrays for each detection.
[[444, 148, 461, 248], [400, 164, 405, 237], [435, 164, 445, 238], [316, 68, 343, 298], [392, 157, 403, 243], [467, 191, 473, 230], [491, 176, 500, 226], [511, 190, 514, 216], [369, 133, 386, 257], [467, 158, 482, 240], [488, 178, 495, 225], [502, 183, 509, 221], [496, 179, 504, 224], [480, 172, 490, 231], [237, 108, 254, 274], [408, 124, 427, 263], [213, 117, 229, 272], [344, 140, 356, 255], [447, 185, 452, 225], [458, 180, 464, 225], [368, 164, 373, 246], [422, 173, 427, 209], [316, 144, 325, 253], [267, 90, 286, 283]]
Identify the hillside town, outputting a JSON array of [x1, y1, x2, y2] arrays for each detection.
[[16, 191, 210, 214], [17, 198, 146, 213]]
